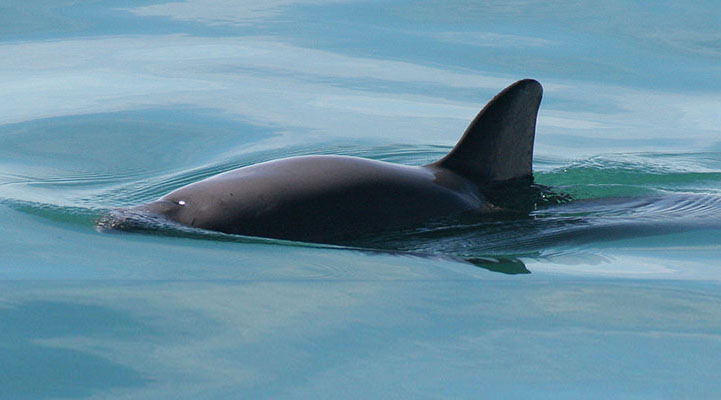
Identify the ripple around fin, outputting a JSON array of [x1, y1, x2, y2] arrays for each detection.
[[536, 152, 721, 199]]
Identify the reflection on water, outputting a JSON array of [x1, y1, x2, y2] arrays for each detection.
[[2, 280, 721, 398]]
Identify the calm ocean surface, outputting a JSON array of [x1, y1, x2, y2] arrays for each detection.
[[2, 1, 721, 398]]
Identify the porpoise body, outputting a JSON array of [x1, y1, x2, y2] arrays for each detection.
[[112, 79, 543, 243]]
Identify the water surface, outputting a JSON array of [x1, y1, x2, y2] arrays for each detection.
[[2, 1, 721, 398]]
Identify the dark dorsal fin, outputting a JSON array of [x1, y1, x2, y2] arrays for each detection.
[[431, 79, 542, 183]]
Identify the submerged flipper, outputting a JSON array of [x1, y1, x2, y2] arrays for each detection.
[[432, 79, 542, 183]]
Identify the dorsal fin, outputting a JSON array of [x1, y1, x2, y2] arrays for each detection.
[[431, 79, 542, 183]]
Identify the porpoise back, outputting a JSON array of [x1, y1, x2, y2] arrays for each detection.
[[111, 79, 544, 243]]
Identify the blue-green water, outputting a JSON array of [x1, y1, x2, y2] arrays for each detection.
[[2, 1, 721, 398]]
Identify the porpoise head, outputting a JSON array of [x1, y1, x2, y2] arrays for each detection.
[[98, 182, 227, 232]]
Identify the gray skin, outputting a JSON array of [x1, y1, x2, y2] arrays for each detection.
[[126, 79, 543, 243]]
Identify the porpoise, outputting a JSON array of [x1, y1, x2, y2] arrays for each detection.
[[104, 79, 543, 244]]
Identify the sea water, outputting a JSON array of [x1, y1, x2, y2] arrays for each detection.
[[2, 1, 721, 399]]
